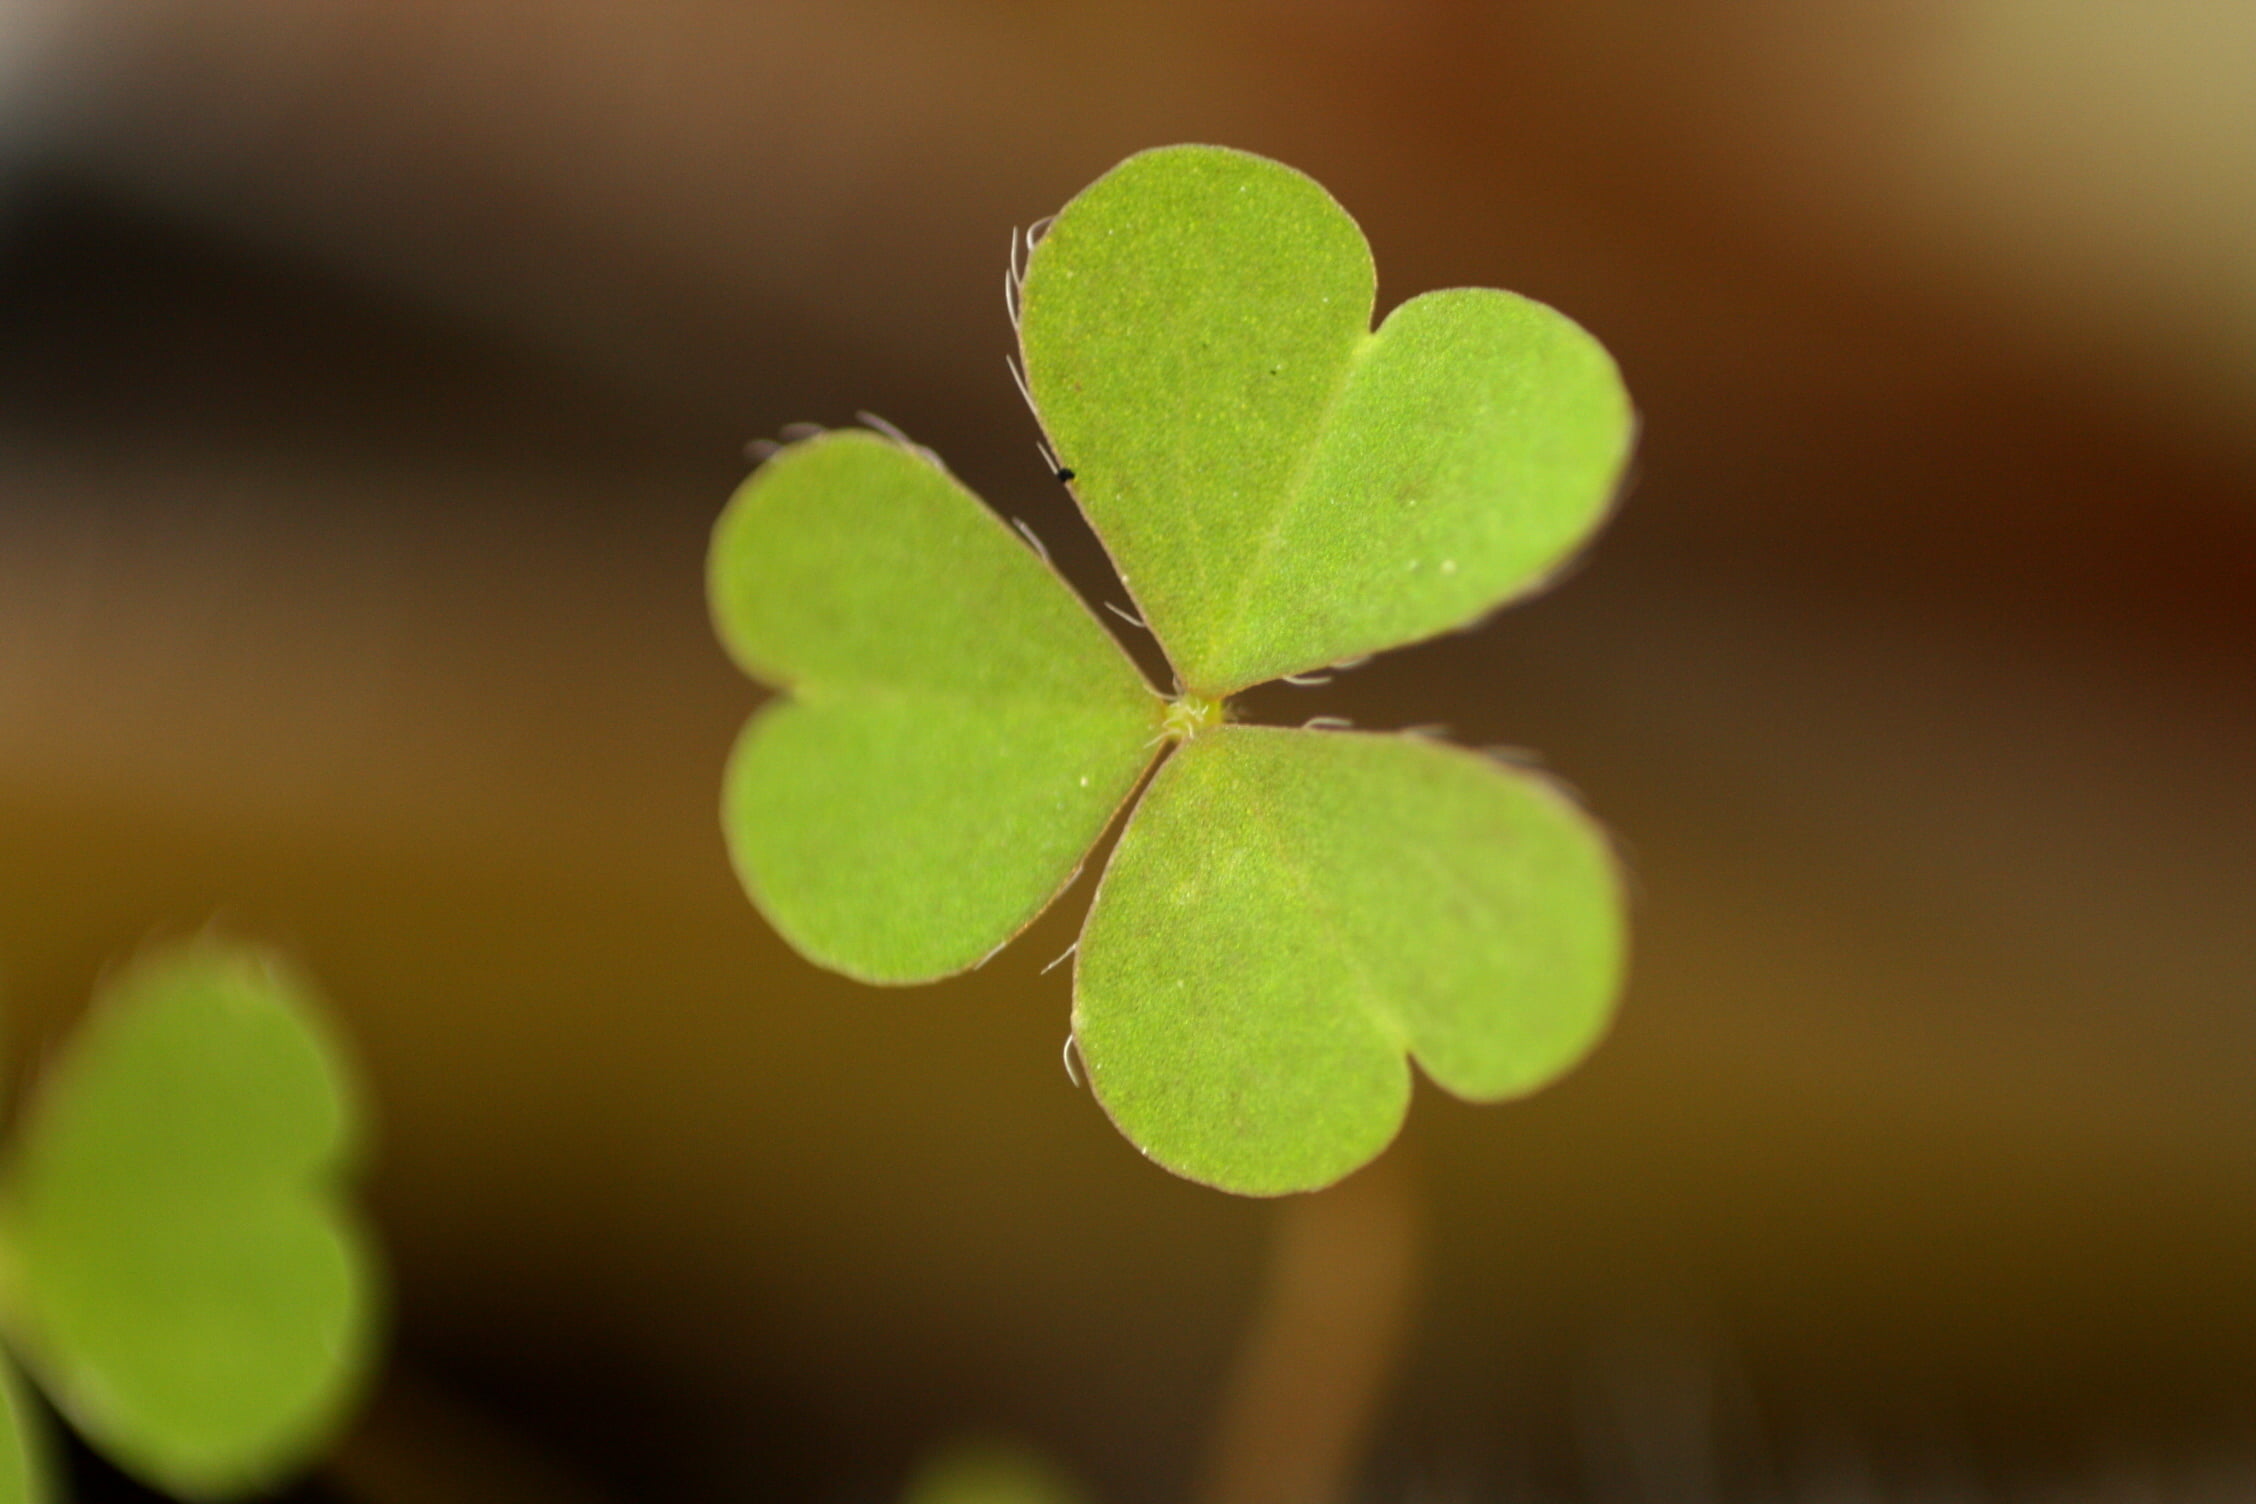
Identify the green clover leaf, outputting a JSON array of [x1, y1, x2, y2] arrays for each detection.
[[1019, 145, 1632, 697], [711, 144, 1633, 1195], [0, 940, 378, 1500], [711, 430, 1167, 983], [0, 1359, 51, 1504], [898, 1437, 1092, 1504]]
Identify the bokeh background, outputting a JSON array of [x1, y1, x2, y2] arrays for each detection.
[[3, 2, 2253, 1500]]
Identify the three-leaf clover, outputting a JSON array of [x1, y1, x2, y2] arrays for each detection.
[[709, 145, 1634, 1195], [0, 939, 378, 1501]]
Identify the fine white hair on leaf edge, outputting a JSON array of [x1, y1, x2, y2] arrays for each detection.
[[1005, 215, 1057, 332], [1004, 353, 1040, 424], [855, 410, 913, 445], [1011, 518, 1053, 565], [1005, 227, 1025, 330], [855, 411, 947, 471]]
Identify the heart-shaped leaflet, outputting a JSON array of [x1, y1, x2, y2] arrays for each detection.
[[1072, 726, 1622, 1193], [712, 143, 1633, 1194], [1019, 145, 1631, 697], [712, 430, 1167, 983], [0, 942, 377, 1500]]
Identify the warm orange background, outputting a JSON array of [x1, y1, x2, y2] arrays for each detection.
[[2, 4, 2252, 1500]]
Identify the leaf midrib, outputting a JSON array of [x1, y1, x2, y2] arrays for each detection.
[[1196, 330, 1380, 697], [1230, 730, 1413, 1061], [789, 678, 1164, 721]]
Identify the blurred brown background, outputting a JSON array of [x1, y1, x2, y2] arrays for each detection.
[[2, 2, 2253, 1500]]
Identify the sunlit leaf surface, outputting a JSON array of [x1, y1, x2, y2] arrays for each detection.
[[712, 431, 1164, 982], [1019, 145, 1633, 695], [1074, 728, 1624, 1194], [0, 942, 375, 1500]]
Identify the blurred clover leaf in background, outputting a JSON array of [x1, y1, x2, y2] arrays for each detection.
[[709, 144, 1634, 1195], [898, 1436, 1092, 1504], [0, 940, 379, 1502]]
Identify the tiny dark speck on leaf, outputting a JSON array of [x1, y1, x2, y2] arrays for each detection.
[[1056, 467, 1077, 483]]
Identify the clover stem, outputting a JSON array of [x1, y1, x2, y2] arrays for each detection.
[[1192, 1152, 1423, 1504]]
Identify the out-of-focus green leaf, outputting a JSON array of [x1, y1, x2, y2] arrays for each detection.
[[0, 1359, 50, 1504], [899, 1437, 1092, 1504], [1074, 727, 1624, 1195], [0, 941, 376, 1500], [711, 429, 1165, 982], [1019, 144, 1633, 696]]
